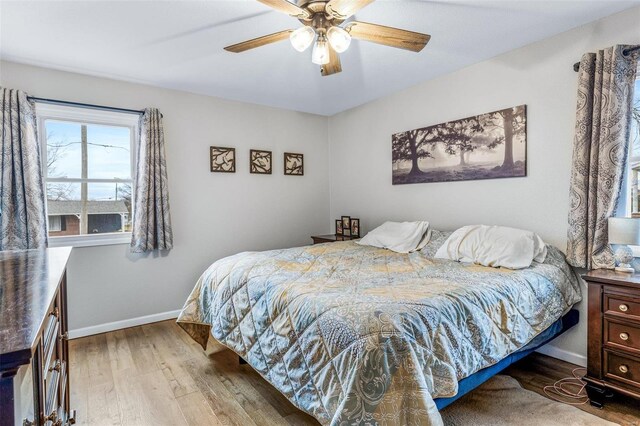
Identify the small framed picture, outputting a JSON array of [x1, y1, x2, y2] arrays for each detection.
[[250, 149, 272, 174], [284, 152, 304, 176], [336, 219, 343, 235], [350, 218, 360, 238], [210, 147, 235, 173], [342, 216, 351, 237]]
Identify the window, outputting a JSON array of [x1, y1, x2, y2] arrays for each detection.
[[48, 215, 62, 232], [36, 104, 138, 247], [627, 71, 640, 216]]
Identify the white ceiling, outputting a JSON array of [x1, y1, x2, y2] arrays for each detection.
[[1, 0, 638, 115]]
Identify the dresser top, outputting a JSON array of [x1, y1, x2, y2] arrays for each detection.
[[0, 247, 72, 361], [582, 268, 640, 287]]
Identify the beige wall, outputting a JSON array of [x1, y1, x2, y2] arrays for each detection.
[[328, 7, 640, 364], [0, 61, 330, 333]]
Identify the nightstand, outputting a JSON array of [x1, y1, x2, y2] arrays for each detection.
[[311, 234, 357, 245], [582, 269, 640, 408]]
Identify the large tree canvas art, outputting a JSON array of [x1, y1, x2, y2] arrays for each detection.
[[392, 105, 527, 184]]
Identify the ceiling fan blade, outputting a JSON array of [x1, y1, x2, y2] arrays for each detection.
[[321, 46, 342, 76], [257, 0, 310, 18], [346, 21, 430, 52], [325, 0, 375, 19], [224, 30, 294, 53]]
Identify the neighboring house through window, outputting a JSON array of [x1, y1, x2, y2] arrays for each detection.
[[36, 103, 138, 247]]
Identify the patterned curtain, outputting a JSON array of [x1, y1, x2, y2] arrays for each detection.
[[566, 46, 638, 269], [130, 108, 173, 252], [0, 87, 48, 251]]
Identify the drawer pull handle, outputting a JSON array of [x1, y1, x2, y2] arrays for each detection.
[[44, 410, 63, 426], [49, 359, 61, 372], [620, 332, 630, 341], [619, 364, 629, 374], [619, 304, 629, 312], [44, 411, 57, 422]]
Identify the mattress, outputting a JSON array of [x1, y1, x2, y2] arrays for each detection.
[[177, 230, 582, 425]]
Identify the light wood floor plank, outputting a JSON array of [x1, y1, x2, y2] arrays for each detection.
[[106, 329, 136, 378], [86, 334, 115, 388], [115, 369, 188, 426], [182, 356, 259, 426], [82, 334, 122, 425], [207, 350, 291, 426], [68, 339, 89, 424], [142, 322, 199, 398], [86, 382, 122, 426], [68, 320, 640, 426], [176, 391, 223, 426], [123, 325, 161, 375]]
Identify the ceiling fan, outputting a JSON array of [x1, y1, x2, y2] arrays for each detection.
[[223, 0, 431, 76]]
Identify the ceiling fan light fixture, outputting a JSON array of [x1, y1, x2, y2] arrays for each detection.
[[327, 26, 351, 53], [311, 37, 330, 65], [224, 0, 432, 76], [290, 26, 315, 52]]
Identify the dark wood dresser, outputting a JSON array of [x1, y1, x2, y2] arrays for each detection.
[[0, 247, 75, 426], [583, 269, 640, 408]]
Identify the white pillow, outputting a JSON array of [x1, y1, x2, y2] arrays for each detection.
[[434, 225, 547, 269], [357, 221, 430, 253]]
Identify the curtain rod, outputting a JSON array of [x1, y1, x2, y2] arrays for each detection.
[[573, 45, 640, 72], [27, 96, 144, 115]]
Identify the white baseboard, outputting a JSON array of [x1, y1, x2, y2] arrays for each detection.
[[68, 309, 181, 339], [536, 344, 587, 367]]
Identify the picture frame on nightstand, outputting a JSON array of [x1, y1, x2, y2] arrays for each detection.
[[342, 216, 351, 237], [350, 218, 360, 238]]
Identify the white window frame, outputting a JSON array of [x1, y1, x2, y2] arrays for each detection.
[[36, 103, 138, 248], [624, 65, 640, 257]]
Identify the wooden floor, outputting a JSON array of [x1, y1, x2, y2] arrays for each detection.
[[69, 320, 640, 425]]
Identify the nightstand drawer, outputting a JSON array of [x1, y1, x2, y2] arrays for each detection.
[[605, 319, 640, 354], [605, 292, 640, 320], [604, 350, 640, 389]]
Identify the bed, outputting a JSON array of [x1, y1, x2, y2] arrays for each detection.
[[177, 230, 582, 425]]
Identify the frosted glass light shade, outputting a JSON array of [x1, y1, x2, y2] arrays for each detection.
[[312, 39, 330, 65], [608, 217, 640, 245], [327, 26, 351, 53], [290, 26, 315, 52]]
